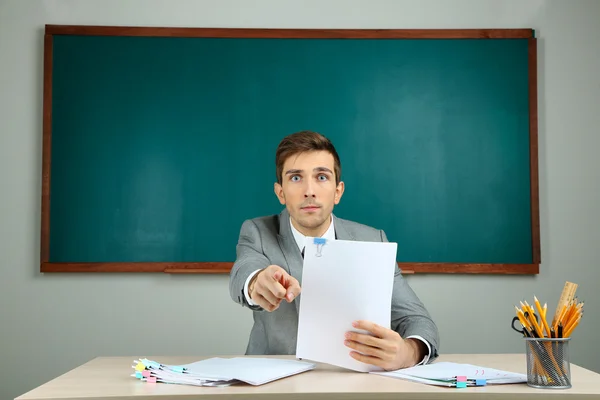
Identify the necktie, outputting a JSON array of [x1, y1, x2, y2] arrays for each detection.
[[301, 247, 305, 259]]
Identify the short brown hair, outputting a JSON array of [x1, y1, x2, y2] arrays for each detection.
[[275, 130, 341, 185]]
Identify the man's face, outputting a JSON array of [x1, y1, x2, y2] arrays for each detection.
[[274, 150, 344, 237]]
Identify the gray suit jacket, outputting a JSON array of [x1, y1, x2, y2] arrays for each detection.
[[229, 208, 440, 361]]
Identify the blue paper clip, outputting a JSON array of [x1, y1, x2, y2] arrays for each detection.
[[313, 237, 326, 257]]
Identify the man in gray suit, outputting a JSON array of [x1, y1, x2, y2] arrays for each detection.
[[229, 131, 439, 371]]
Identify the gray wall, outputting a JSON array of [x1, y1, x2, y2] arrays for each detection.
[[1, 1, 599, 399]]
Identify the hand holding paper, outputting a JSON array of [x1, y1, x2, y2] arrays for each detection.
[[296, 237, 397, 372], [345, 320, 424, 371]]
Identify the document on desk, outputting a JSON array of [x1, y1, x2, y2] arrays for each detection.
[[371, 362, 527, 387], [132, 357, 315, 386], [296, 237, 397, 372]]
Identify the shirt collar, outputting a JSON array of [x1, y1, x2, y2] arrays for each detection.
[[290, 215, 335, 252]]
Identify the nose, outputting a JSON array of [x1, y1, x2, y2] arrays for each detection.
[[304, 179, 316, 198]]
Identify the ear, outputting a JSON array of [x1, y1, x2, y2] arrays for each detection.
[[274, 182, 286, 205], [334, 181, 345, 205]]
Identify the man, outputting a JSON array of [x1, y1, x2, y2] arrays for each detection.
[[229, 130, 439, 371]]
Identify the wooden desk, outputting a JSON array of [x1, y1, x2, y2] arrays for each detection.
[[15, 354, 600, 400]]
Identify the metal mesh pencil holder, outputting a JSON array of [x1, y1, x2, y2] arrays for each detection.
[[525, 337, 571, 389]]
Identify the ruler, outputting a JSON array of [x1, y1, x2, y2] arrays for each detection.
[[552, 281, 578, 325]]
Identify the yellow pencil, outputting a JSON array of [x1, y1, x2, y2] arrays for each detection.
[[542, 303, 552, 337], [553, 303, 567, 332], [530, 311, 545, 338], [563, 310, 580, 334], [564, 307, 579, 329], [562, 301, 575, 326], [534, 296, 551, 337], [564, 315, 582, 337], [515, 307, 531, 331]]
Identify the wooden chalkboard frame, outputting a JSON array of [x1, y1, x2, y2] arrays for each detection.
[[40, 25, 539, 275]]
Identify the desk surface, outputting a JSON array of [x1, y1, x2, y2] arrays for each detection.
[[15, 354, 600, 400]]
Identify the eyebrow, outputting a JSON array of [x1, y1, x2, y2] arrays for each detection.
[[314, 167, 333, 174], [285, 167, 333, 175]]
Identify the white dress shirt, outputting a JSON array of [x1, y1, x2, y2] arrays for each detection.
[[242, 216, 431, 365]]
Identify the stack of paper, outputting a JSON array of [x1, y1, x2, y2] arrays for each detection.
[[296, 237, 398, 372], [131, 357, 316, 387], [372, 362, 527, 387]]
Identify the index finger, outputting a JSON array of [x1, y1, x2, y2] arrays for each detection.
[[263, 274, 286, 299], [352, 320, 393, 339], [285, 278, 301, 302]]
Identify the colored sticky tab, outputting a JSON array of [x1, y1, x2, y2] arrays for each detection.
[[313, 238, 326, 245], [146, 377, 157, 383], [456, 381, 467, 388], [141, 358, 160, 369], [135, 371, 142, 379], [142, 370, 151, 378], [135, 363, 145, 371], [475, 379, 486, 386], [456, 376, 467, 382], [171, 366, 184, 373]]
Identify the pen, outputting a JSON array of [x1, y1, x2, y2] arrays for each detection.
[[558, 323, 563, 339]]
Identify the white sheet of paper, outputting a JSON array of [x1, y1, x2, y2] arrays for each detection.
[[133, 357, 315, 386], [296, 238, 397, 372], [372, 362, 527, 384], [209, 357, 316, 385]]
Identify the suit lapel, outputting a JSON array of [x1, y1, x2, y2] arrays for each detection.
[[276, 208, 304, 283], [332, 213, 354, 241]]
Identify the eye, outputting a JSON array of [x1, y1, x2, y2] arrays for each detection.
[[318, 174, 328, 181], [290, 175, 301, 182]]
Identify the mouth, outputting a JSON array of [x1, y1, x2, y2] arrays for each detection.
[[301, 205, 320, 212]]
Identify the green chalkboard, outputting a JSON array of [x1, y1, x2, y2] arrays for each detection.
[[41, 26, 539, 274]]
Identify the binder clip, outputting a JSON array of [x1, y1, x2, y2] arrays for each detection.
[[313, 237, 326, 257], [456, 376, 467, 388]]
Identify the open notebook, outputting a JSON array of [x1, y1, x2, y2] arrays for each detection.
[[132, 357, 315, 386], [372, 362, 527, 387]]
